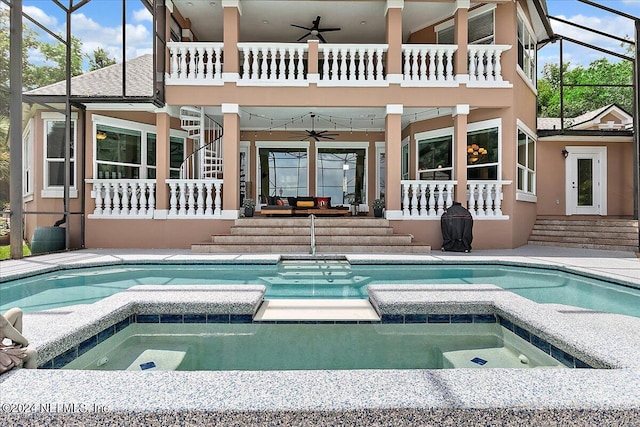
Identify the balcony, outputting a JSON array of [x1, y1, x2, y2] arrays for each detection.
[[166, 41, 511, 88]]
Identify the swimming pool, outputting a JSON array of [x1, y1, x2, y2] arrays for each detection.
[[2, 260, 639, 317], [61, 323, 565, 371]]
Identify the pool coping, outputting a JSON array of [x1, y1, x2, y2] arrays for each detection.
[[1, 283, 639, 425]]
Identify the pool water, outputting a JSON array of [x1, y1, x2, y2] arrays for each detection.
[[2, 261, 639, 317], [62, 323, 565, 371]]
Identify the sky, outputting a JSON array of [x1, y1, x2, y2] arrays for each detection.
[[11, 0, 640, 72], [21, 0, 153, 66], [540, 0, 639, 68]]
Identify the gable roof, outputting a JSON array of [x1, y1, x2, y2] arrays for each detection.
[[24, 54, 153, 98], [537, 104, 633, 131]]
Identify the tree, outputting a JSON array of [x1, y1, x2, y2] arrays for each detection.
[[87, 47, 116, 72], [537, 58, 634, 119], [0, 8, 40, 117], [30, 35, 84, 88]]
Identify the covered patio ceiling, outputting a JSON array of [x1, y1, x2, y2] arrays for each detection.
[[200, 106, 454, 131], [171, 0, 461, 44]]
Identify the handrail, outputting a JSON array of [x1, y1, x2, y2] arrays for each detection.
[[179, 109, 224, 179], [310, 214, 316, 256]]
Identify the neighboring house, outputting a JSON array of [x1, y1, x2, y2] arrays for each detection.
[[20, 0, 635, 251]]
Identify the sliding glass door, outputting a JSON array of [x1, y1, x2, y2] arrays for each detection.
[[316, 146, 367, 205], [258, 146, 308, 201]]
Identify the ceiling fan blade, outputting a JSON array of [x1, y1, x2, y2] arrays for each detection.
[[291, 24, 311, 30], [296, 33, 311, 42], [318, 27, 341, 32], [317, 33, 327, 43], [322, 136, 336, 140]]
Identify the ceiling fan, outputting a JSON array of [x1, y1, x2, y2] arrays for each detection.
[[291, 16, 341, 43], [295, 114, 339, 141]]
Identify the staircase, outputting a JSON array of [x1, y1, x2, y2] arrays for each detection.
[[528, 217, 639, 252], [179, 106, 223, 179], [192, 217, 432, 254]]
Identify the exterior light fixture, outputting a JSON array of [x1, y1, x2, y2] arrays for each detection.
[[561, 149, 569, 158]]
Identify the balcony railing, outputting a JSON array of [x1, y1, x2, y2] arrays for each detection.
[[167, 41, 511, 87], [401, 44, 457, 86], [238, 43, 307, 85], [167, 42, 224, 84], [166, 179, 224, 218], [399, 180, 510, 219], [467, 45, 511, 86], [318, 44, 387, 86], [87, 179, 156, 219]]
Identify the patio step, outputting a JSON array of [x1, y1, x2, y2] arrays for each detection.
[[528, 218, 639, 252], [192, 217, 431, 254]]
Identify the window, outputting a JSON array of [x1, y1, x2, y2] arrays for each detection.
[[418, 134, 453, 180], [22, 121, 33, 198], [94, 116, 186, 180], [258, 146, 308, 200], [437, 5, 495, 45], [466, 126, 499, 180], [43, 113, 77, 197], [517, 127, 536, 195], [376, 143, 386, 200], [517, 11, 536, 85], [317, 146, 367, 205], [401, 140, 409, 180], [147, 134, 185, 179], [415, 119, 501, 181]]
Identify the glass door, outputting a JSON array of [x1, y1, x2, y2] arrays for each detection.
[[565, 147, 607, 215]]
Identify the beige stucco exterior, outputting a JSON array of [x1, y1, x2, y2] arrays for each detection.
[[20, 0, 635, 252]]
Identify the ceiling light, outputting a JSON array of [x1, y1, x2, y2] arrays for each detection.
[[262, 20, 269, 24], [360, 21, 366, 25], [187, 2, 193, 6]]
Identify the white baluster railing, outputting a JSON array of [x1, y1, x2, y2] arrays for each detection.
[[467, 180, 511, 218], [167, 42, 224, 83], [467, 45, 511, 85], [318, 44, 387, 86], [87, 179, 156, 219], [395, 180, 509, 220], [238, 43, 308, 85], [401, 44, 457, 85], [166, 179, 224, 218], [400, 180, 457, 219]]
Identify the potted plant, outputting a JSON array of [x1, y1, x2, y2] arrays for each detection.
[[242, 198, 256, 217], [372, 199, 385, 218]]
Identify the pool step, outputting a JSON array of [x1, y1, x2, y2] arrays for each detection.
[[254, 299, 380, 322]]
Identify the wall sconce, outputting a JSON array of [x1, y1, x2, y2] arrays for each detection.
[[561, 149, 569, 159], [96, 131, 108, 140]]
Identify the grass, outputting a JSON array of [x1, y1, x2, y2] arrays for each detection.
[[0, 243, 31, 260]]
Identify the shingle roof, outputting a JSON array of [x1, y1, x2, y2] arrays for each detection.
[[537, 104, 633, 131], [24, 54, 153, 97]]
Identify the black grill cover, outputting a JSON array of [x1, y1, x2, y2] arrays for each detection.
[[440, 202, 473, 252]]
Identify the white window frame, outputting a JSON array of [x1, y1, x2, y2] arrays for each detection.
[[435, 4, 496, 44], [315, 141, 369, 206], [42, 112, 78, 198], [516, 4, 537, 90], [375, 141, 385, 200], [415, 127, 454, 180], [467, 118, 502, 180], [92, 114, 186, 180], [414, 118, 502, 180], [401, 137, 410, 180], [22, 119, 34, 201], [516, 119, 537, 202]]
